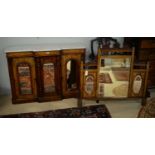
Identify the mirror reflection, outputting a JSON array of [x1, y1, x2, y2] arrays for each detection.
[[18, 63, 32, 95], [99, 57, 131, 98], [67, 60, 77, 90]]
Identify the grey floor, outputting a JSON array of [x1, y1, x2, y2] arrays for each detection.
[[0, 90, 155, 118]]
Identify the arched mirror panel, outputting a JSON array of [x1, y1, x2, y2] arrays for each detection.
[[66, 60, 77, 91]]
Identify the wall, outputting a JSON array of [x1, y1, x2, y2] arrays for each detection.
[[0, 37, 124, 95]]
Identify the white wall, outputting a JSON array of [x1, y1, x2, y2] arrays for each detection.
[[0, 37, 124, 95]]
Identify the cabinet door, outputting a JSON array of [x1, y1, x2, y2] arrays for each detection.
[[36, 56, 61, 101], [12, 57, 37, 103], [61, 49, 85, 98]]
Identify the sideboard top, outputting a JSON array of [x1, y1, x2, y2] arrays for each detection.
[[4, 44, 86, 53]]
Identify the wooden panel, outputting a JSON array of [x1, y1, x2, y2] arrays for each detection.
[[138, 50, 150, 61], [148, 79, 155, 87], [148, 51, 155, 60], [100, 48, 132, 53], [149, 61, 155, 69], [61, 48, 85, 54], [136, 38, 155, 88], [140, 40, 155, 48], [148, 72, 155, 78], [147, 61, 155, 87], [6, 52, 34, 58]]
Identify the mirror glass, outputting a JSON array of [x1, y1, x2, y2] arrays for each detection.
[[67, 60, 77, 90], [133, 75, 142, 94], [98, 57, 131, 97], [43, 63, 55, 93], [18, 63, 32, 95]]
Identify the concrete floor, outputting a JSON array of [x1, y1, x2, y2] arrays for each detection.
[[0, 89, 155, 117]]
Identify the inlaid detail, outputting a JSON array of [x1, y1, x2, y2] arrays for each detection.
[[18, 63, 32, 95], [133, 75, 142, 94], [85, 75, 94, 95], [43, 63, 55, 93]]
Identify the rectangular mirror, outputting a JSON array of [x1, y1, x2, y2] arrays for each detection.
[[98, 57, 131, 98]]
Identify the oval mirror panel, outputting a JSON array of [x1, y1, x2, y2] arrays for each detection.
[[85, 75, 94, 95], [133, 75, 142, 94]]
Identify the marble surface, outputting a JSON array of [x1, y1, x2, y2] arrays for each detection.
[[4, 43, 86, 53]]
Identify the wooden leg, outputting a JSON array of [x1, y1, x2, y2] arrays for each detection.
[[78, 98, 82, 108], [96, 100, 99, 104], [141, 98, 147, 106]]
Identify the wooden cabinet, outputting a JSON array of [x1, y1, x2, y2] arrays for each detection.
[[7, 52, 37, 104], [6, 49, 85, 104]]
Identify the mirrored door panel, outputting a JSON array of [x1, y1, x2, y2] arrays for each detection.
[[98, 57, 131, 98]]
